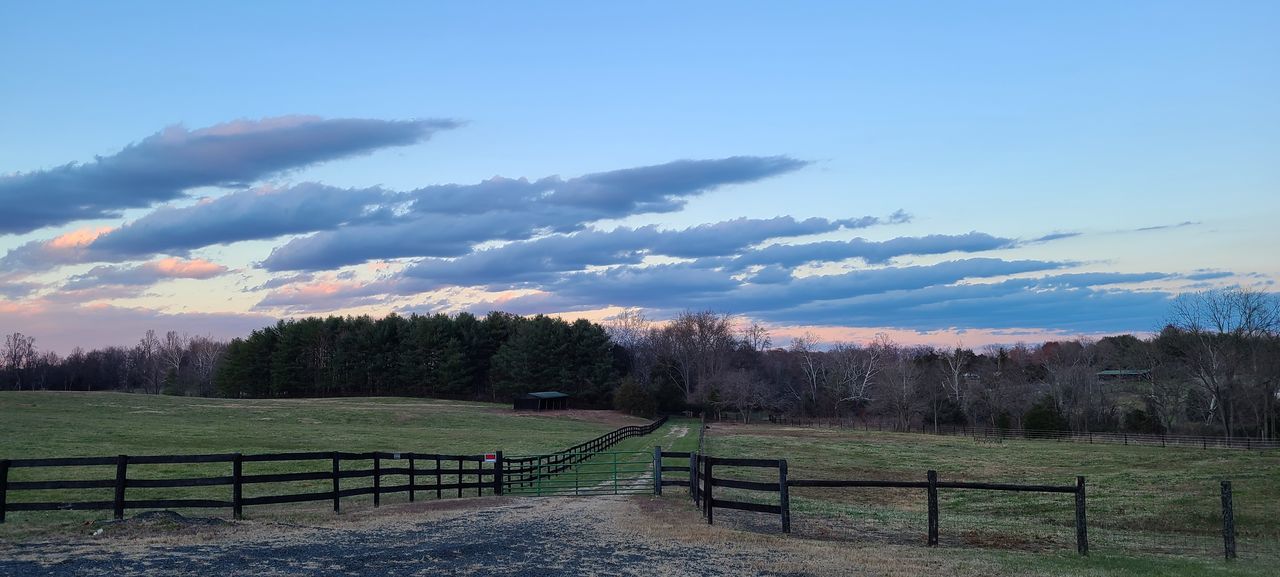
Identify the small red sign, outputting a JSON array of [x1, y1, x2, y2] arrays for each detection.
[[484, 453, 497, 463]]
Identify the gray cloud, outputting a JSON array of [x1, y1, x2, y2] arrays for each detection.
[[401, 215, 898, 288], [62, 258, 229, 290], [717, 231, 1018, 270], [90, 183, 389, 258], [0, 116, 457, 235], [261, 156, 810, 271]]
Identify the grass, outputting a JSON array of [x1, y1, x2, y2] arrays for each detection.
[[0, 390, 653, 539], [692, 420, 1280, 575]]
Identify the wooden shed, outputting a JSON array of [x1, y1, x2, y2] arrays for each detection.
[[513, 391, 570, 411]]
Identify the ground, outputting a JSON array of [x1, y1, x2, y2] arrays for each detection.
[[1, 495, 1269, 577], [3, 393, 1277, 576], [700, 420, 1280, 566]]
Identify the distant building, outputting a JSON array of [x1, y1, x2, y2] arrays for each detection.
[[513, 391, 570, 411]]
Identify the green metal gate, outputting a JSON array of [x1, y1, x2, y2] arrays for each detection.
[[503, 451, 652, 496]]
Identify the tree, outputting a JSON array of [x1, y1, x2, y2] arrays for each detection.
[[654, 310, 737, 404], [1165, 289, 1280, 438], [3, 332, 36, 390]]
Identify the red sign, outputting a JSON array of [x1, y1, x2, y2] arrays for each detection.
[[484, 453, 497, 463]]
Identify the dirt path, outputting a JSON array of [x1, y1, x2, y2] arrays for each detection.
[[1, 494, 1014, 577], [0, 497, 809, 577]]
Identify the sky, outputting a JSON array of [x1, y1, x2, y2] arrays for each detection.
[[1, 1, 1277, 354]]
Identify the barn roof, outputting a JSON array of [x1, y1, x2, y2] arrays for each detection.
[[522, 391, 570, 399]]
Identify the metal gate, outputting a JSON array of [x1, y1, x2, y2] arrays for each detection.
[[503, 451, 652, 496]]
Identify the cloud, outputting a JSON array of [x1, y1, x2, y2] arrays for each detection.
[[62, 258, 228, 290], [1027, 231, 1082, 243], [0, 281, 43, 299], [0, 116, 457, 235], [1135, 220, 1199, 232], [401, 215, 897, 288], [261, 156, 810, 271], [89, 183, 389, 258], [718, 231, 1018, 270], [0, 300, 273, 354], [0, 226, 114, 278], [478, 257, 1067, 316]]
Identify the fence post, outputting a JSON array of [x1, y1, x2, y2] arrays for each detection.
[[1075, 476, 1088, 556], [436, 456, 442, 499], [494, 451, 504, 496], [332, 452, 340, 513], [232, 453, 243, 520], [457, 458, 463, 498], [0, 459, 9, 524], [653, 446, 663, 496], [704, 456, 714, 525], [779, 459, 790, 534], [1221, 480, 1237, 560], [111, 454, 129, 520], [408, 453, 416, 502], [927, 470, 939, 546], [689, 452, 697, 502], [373, 453, 381, 507]]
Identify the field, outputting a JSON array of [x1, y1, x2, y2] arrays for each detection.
[[700, 420, 1280, 576], [4, 392, 1278, 577], [0, 391, 666, 538]]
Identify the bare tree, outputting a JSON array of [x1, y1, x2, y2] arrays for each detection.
[[1167, 289, 1280, 438], [827, 337, 884, 410], [607, 309, 657, 385], [655, 310, 737, 403], [160, 331, 189, 387], [741, 322, 773, 352], [188, 336, 227, 396], [880, 339, 920, 430], [3, 332, 36, 390], [787, 332, 827, 409], [135, 330, 163, 394]]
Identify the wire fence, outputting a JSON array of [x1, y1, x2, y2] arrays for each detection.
[[754, 415, 1280, 450]]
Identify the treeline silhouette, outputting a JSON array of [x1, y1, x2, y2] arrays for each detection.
[[213, 312, 621, 405]]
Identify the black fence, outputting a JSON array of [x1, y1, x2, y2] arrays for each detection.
[[503, 416, 667, 488], [1, 416, 669, 523], [0, 451, 499, 523], [759, 416, 1280, 450]]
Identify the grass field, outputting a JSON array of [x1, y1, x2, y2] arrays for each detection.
[[0, 391, 670, 539], [698, 421, 1280, 576]]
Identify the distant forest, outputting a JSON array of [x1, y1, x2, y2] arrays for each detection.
[[3, 289, 1278, 440]]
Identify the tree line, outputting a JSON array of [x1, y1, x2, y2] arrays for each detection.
[[3, 289, 1277, 440], [213, 312, 621, 404], [607, 289, 1280, 441]]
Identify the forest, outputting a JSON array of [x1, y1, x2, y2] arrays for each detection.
[[3, 289, 1277, 440]]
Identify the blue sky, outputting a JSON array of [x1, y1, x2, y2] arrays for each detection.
[[1, 1, 1277, 352]]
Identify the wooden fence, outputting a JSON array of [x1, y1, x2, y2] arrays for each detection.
[[503, 416, 667, 488], [652, 447, 1093, 554], [760, 416, 1280, 450], [0, 451, 499, 523], [1, 416, 668, 523]]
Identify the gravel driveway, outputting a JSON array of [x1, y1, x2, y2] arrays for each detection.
[[0, 496, 821, 577]]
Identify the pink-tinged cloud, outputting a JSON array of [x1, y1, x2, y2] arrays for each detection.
[[147, 257, 227, 279], [0, 226, 115, 277], [62, 258, 229, 290], [253, 277, 393, 313], [0, 300, 274, 355]]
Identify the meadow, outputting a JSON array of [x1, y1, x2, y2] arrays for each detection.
[[0, 391, 664, 538], [700, 421, 1280, 576]]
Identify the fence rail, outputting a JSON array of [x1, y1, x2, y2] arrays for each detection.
[[503, 416, 666, 489], [760, 416, 1280, 450], [1, 416, 669, 523], [0, 451, 498, 523]]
